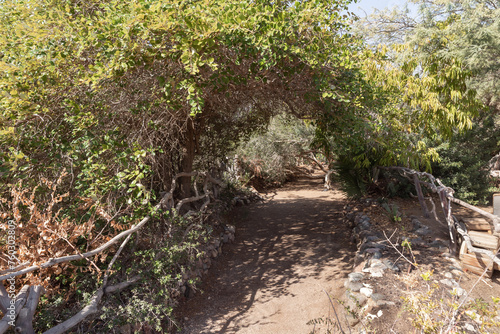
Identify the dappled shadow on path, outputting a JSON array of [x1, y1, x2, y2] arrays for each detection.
[[178, 181, 355, 334]]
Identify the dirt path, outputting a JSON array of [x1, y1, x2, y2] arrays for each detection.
[[178, 177, 355, 334]]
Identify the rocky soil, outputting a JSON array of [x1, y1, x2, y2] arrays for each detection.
[[175, 177, 500, 334]]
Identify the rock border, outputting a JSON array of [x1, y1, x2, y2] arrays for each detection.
[[341, 198, 493, 333]]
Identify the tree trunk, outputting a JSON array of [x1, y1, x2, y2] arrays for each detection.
[[180, 118, 195, 199]]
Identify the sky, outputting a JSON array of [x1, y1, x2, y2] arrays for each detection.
[[347, 0, 414, 17]]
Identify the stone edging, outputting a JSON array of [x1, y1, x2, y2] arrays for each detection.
[[340, 199, 482, 331]]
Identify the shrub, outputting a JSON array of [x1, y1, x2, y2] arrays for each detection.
[[430, 114, 500, 204], [235, 112, 317, 187]]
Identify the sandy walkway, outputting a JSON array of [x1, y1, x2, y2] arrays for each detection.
[[178, 177, 355, 334]]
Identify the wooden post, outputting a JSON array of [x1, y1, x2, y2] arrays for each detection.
[[494, 193, 500, 217], [438, 190, 458, 256], [413, 174, 430, 218]]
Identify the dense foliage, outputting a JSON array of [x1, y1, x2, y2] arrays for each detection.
[[0, 0, 366, 331], [0, 0, 496, 331], [235, 113, 317, 186], [350, 0, 499, 202], [430, 114, 500, 204], [0, 0, 356, 273]]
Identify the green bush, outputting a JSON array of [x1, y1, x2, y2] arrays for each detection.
[[330, 156, 370, 199], [430, 114, 500, 204], [235, 112, 316, 187]]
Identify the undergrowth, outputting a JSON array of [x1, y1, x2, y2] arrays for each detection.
[[403, 271, 500, 333], [29, 178, 248, 333]]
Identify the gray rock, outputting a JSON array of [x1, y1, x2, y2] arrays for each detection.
[[409, 237, 426, 246], [448, 266, 464, 277], [344, 281, 364, 292], [360, 242, 385, 253], [358, 230, 373, 240], [382, 259, 400, 272], [429, 240, 447, 248], [411, 218, 422, 230], [370, 293, 386, 301], [449, 265, 464, 272], [364, 235, 381, 243], [415, 226, 432, 236], [360, 287, 374, 298], [440, 278, 458, 288], [370, 268, 384, 277], [359, 221, 371, 231], [453, 287, 467, 297], [376, 300, 396, 307], [348, 272, 365, 282], [345, 290, 368, 309], [363, 248, 382, 255], [462, 323, 477, 333], [368, 262, 387, 277], [371, 261, 386, 269]]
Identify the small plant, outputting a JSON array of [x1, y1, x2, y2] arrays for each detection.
[[307, 290, 377, 334], [420, 270, 433, 282], [382, 202, 402, 223], [402, 267, 500, 333]]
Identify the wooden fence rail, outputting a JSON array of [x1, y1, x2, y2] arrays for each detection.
[[380, 166, 500, 271]]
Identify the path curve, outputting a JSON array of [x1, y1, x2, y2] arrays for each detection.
[[178, 177, 356, 334]]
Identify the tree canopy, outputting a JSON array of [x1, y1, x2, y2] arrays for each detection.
[[0, 0, 363, 330], [348, 0, 499, 201], [355, 0, 500, 113], [0, 0, 495, 331]]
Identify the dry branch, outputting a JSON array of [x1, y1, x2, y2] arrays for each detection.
[[103, 276, 141, 294], [0, 263, 30, 276], [42, 278, 141, 334], [0, 285, 9, 315], [448, 197, 500, 230], [298, 152, 329, 174], [0, 171, 223, 333], [15, 286, 44, 334], [43, 288, 103, 334], [44, 226, 139, 333], [0, 285, 29, 334], [0, 172, 223, 282]]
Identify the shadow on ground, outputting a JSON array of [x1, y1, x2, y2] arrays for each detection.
[[177, 178, 355, 334]]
